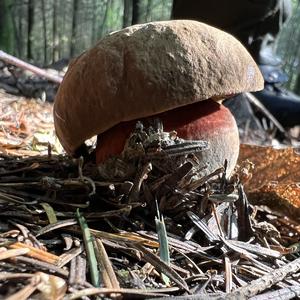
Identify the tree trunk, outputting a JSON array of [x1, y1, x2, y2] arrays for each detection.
[[18, 2, 26, 59], [58, 0, 66, 58], [146, 0, 153, 22], [99, 0, 110, 38], [91, 0, 98, 43], [52, 0, 59, 62], [27, 0, 34, 60], [41, 0, 48, 64], [123, 0, 132, 28], [131, 0, 141, 25], [0, 0, 14, 53], [11, 3, 21, 56], [70, 0, 79, 57]]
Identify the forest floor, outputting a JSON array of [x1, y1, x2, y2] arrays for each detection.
[[1, 88, 300, 300], [0, 89, 59, 156]]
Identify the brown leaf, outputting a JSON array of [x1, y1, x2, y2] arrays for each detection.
[[238, 144, 300, 217], [248, 183, 300, 217], [238, 144, 300, 189]]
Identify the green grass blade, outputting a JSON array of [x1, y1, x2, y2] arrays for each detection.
[[76, 209, 100, 287], [155, 203, 170, 285]]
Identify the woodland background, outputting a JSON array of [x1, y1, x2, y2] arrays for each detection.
[[0, 0, 300, 93]]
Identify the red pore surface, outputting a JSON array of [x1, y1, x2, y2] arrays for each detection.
[[96, 99, 239, 176]]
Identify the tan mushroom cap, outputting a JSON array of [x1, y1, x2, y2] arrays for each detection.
[[54, 20, 264, 155]]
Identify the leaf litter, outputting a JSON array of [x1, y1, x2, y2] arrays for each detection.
[[0, 89, 300, 299]]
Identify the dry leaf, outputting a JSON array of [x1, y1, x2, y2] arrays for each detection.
[[0, 91, 59, 156], [248, 183, 300, 218], [238, 144, 300, 217], [238, 144, 300, 189]]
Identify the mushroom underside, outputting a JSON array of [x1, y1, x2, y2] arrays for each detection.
[[96, 99, 240, 176]]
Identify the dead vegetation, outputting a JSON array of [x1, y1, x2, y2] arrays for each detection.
[[0, 88, 300, 300]]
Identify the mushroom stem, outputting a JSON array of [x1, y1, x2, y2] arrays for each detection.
[[96, 99, 239, 176]]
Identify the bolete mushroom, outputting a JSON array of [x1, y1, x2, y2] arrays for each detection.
[[54, 20, 263, 176]]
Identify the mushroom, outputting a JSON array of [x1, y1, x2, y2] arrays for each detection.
[[54, 20, 263, 176]]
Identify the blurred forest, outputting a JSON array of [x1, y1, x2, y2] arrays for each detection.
[[0, 0, 172, 65], [277, 0, 300, 92], [0, 0, 300, 93]]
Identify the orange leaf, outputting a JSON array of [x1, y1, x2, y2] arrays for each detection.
[[238, 144, 300, 217]]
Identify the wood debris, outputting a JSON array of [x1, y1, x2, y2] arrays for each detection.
[[0, 92, 299, 299]]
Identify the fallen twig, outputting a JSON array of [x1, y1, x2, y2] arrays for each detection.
[[0, 50, 63, 84], [229, 256, 300, 298]]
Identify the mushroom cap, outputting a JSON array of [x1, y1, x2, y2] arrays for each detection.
[[54, 20, 264, 155]]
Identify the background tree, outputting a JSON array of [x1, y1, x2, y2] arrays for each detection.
[[276, 0, 300, 93], [0, 0, 14, 53], [2, 0, 172, 64], [0, 0, 299, 96], [123, 0, 132, 27], [27, 0, 34, 60], [70, 0, 80, 58], [52, 0, 59, 62], [132, 0, 142, 24]]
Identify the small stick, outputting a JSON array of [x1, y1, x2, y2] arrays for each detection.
[[128, 162, 152, 203], [9, 242, 60, 264], [11, 256, 69, 277], [0, 50, 63, 84], [224, 256, 232, 293], [94, 238, 121, 296], [0, 248, 30, 260], [6, 275, 40, 300], [229, 256, 300, 298], [250, 285, 300, 300], [245, 92, 286, 134]]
